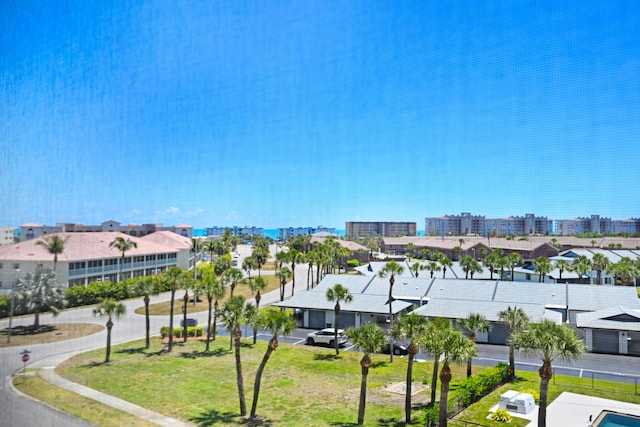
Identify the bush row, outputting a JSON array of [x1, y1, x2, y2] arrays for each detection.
[[160, 326, 205, 338], [455, 363, 511, 408], [65, 276, 171, 308]]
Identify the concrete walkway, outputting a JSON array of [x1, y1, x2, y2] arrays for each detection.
[[38, 367, 193, 427]]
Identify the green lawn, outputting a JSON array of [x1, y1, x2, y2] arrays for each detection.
[[23, 338, 640, 427]]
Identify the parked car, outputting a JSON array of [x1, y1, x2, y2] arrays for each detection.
[[381, 342, 409, 356], [306, 328, 348, 347]]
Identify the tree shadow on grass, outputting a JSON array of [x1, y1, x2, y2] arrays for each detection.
[[190, 409, 238, 426], [372, 361, 388, 369], [375, 418, 408, 427], [313, 353, 342, 361], [180, 347, 228, 359], [116, 346, 146, 355]]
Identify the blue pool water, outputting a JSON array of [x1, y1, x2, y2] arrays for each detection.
[[594, 412, 640, 427]]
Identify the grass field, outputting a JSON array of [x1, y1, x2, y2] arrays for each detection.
[[17, 336, 640, 426]]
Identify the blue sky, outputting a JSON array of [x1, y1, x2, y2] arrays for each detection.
[[1, 1, 638, 229]]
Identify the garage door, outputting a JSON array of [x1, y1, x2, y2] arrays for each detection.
[[628, 332, 640, 356], [337, 313, 356, 329], [592, 330, 619, 354], [308, 310, 326, 329], [488, 323, 510, 345]]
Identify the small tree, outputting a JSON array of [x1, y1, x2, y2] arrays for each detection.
[[325, 283, 353, 355], [512, 320, 585, 427], [458, 313, 491, 377], [109, 236, 138, 282], [249, 309, 296, 419], [16, 268, 66, 329], [93, 298, 126, 363], [497, 306, 529, 378], [378, 261, 404, 362], [36, 235, 68, 272], [133, 277, 159, 349], [438, 330, 476, 427], [345, 323, 386, 425]]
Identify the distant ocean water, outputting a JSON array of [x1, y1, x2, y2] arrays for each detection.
[[193, 229, 424, 238]]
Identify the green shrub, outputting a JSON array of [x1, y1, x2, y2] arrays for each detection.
[[456, 363, 511, 407], [492, 408, 512, 422], [423, 404, 439, 427], [160, 326, 204, 338]]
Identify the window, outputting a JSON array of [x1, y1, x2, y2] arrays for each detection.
[[12, 264, 19, 270]]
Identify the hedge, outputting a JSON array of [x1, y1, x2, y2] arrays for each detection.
[[160, 326, 204, 338], [455, 363, 511, 407]]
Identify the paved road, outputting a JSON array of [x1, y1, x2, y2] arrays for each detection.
[[1, 245, 638, 426]]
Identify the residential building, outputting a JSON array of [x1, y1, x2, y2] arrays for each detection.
[[345, 221, 416, 238], [0, 231, 193, 292], [205, 226, 263, 238], [19, 221, 193, 241], [278, 226, 336, 241], [425, 213, 552, 236], [275, 273, 640, 355], [0, 227, 16, 246]]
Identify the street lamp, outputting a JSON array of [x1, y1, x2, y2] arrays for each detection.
[[6, 268, 20, 344]]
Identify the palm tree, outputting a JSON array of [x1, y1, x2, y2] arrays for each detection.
[[591, 253, 610, 285], [483, 253, 499, 280], [345, 323, 386, 425], [252, 246, 269, 277], [458, 313, 491, 377], [224, 267, 244, 297], [275, 266, 292, 302], [325, 283, 353, 354], [242, 255, 258, 280], [554, 259, 571, 282], [246, 276, 267, 343], [571, 255, 592, 284], [533, 256, 553, 283], [93, 298, 126, 363], [410, 262, 426, 278], [288, 248, 303, 296], [36, 234, 68, 272], [497, 256, 510, 280], [426, 260, 441, 278], [391, 313, 429, 424], [161, 266, 191, 352], [108, 236, 138, 282], [497, 306, 529, 378], [249, 309, 296, 419], [378, 261, 404, 362], [198, 271, 224, 351], [305, 251, 319, 289], [512, 320, 585, 427], [439, 256, 453, 279], [15, 268, 66, 329], [438, 329, 476, 427], [220, 296, 253, 416], [460, 255, 476, 279], [452, 246, 462, 261], [419, 317, 452, 404], [133, 277, 159, 349], [508, 252, 523, 282]]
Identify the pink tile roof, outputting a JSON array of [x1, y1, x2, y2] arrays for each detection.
[[141, 230, 192, 250], [0, 232, 180, 262]]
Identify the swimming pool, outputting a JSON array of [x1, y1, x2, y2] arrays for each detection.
[[592, 411, 640, 427]]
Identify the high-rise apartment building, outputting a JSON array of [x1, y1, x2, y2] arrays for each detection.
[[425, 213, 552, 236], [345, 221, 416, 238]]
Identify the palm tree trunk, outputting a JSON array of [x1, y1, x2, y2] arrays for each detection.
[[250, 338, 276, 418], [144, 295, 151, 349], [233, 325, 246, 416], [509, 345, 516, 378], [183, 291, 189, 342], [253, 294, 261, 344], [430, 357, 439, 404], [34, 304, 41, 329], [357, 356, 371, 425], [439, 362, 452, 427], [206, 297, 213, 352], [213, 301, 219, 340], [168, 289, 176, 352], [334, 304, 341, 355], [405, 350, 415, 423], [105, 320, 113, 363], [538, 361, 552, 427]]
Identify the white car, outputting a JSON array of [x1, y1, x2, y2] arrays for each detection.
[[306, 328, 348, 347]]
